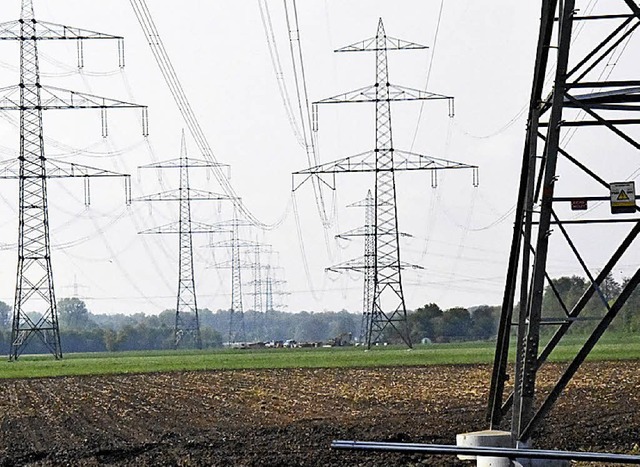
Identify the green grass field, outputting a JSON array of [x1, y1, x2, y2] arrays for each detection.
[[2, 334, 640, 380]]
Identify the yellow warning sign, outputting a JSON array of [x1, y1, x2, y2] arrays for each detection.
[[610, 181, 636, 214]]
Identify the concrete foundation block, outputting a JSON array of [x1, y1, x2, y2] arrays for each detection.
[[457, 430, 514, 466]]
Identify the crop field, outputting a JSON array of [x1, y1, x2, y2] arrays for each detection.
[[1, 336, 640, 466], [4, 334, 640, 379]]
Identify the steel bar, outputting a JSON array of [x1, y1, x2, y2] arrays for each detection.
[[331, 441, 640, 464], [522, 267, 640, 441], [487, 0, 557, 427]]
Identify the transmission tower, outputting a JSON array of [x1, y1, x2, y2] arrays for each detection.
[[330, 191, 417, 346], [334, 191, 375, 344], [487, 1, 640, 446], [243, 243, 273, 312], [136, 132, 231, 349], [294, 18, 477, 348], [263, 264, 288, 313], [0, 0, 147, 360], [62, 275, 89, 299], [208, 213, 256, 344]]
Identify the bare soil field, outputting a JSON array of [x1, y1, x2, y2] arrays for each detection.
[[0, 361, 639, 466]]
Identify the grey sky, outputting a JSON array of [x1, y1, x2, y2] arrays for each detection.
[[0, 1, 636, 315]]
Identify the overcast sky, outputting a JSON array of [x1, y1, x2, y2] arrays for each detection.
[[0, 1, 636, 316]]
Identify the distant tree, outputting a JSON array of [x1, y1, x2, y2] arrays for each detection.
[[200, 326, 224, 348], [542, 276, 587, 315], [0, 301, 11, 328], [409, 303, 443, 342], [328, 310, 356, 338], [103, 328, 120, 352], [58, 297, 93, 330], [295, 312, 329, 342], [470, 305, 499, 340], [616, 276, 640, 333], [600, 274, 622, 302], [158, 309, 176, 328], [440, 307, 472, 340]]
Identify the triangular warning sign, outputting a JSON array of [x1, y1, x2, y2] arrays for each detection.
[[617, 190, 630, 201]]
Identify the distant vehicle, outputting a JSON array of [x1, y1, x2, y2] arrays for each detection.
[[328, 332, 353, 347], [283, 339, 298, 348], [265, 340, 284, 348]]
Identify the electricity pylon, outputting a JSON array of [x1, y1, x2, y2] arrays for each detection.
[[330, 190, 418, 347], [0, 0, 147, 360], [487, 1, 640, 446], [294, 18, 477, 348], [243, 243, 272, 312], [263, 264, 288, 313], [136, 132, 231, 349], [356, 191, 375, 345], [208, 213, 255, 344]]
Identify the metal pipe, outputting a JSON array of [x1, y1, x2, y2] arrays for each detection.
[[331, 441, 640, 464]]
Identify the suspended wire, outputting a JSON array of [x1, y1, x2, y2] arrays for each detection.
[[0, 53, 122, 78], [431, 190, 477, 300], [438, 191, 515, 233], [257, 0, 305, 148], [129, 0, 288, 230], [561, 17, 634, 148], [104, 135, 176, 292], [409, 0, 445, 152], [291, 191, 321, 301], [453, 106, 528, 140], [282, 0, 336, 229], [452, 1, 600, 142], [0, 105, 141, 159]]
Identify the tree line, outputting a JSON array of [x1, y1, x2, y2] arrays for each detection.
[[0, 273, 637, 354]]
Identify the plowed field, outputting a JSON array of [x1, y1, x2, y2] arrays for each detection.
[[1, 361, 639, 466]]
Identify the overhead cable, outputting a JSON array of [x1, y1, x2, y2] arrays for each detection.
[[129, 0, 287, 230]]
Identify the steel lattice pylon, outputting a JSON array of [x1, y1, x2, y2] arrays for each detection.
[[208, 213, 257, 345], [263, 264, 288, 314], [487, 0, 640, 445], [329, 191, 392, 345], [294, 19, 477, 348], [356, 191, 376, 345], [136, 132, 231, 349], [251, 246, 264, 313], [0, 0, 146, 360]]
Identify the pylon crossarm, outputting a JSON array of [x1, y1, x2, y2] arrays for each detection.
[[291, 172, 335, 192], [336, 227, 368, 239], [295, 150, 376, 174], [139, 158, 229, 170], [39, 85, 143, 110], [0, 158, 129, 179], [392, 150, 477, 171], [133, 188, 232, 202], [28, 21, 122, 41], [209, 260, 255, 269], [0, 84, 145, 110], [139, 221, 223, 235], [294, 149, 477, 175], [0, 19, 123, 41], [0, 158, 18, 178], [46, 160, 129, 178], [327, 257, 422, 273], [313, 85, 451, 105], [208, 239, 264, 249], [335, 35, 427, 53], [0, 20, 21, 39], [208, 219, 254, 230], [337, 226, 411, 239]]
